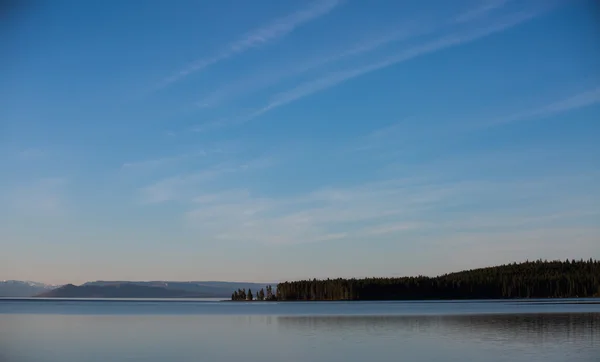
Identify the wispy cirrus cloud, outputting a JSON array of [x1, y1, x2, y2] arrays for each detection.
[[196, 21, 430, 108], [202, 4, 554, 127], [17, 148, 46, 160], [189, 119, 230, 133], [157, 0, 342, 90], [230, 4, 556, 125], [139, 156, 274, 204], [184, 180, 430, 244], [485, 86, 600, 126], [122, 153, 204, 172], [121, 141, 242, 172], [140, 169, 225, 204], [454, 0, 512, 23], [121, 149, 226, 172], [196, 0, 520, 109], [355, 86, 600, 148], [181, 172, 599, 245]]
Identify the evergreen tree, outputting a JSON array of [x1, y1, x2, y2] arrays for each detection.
[[266, 285, 273, 300], [247, 288, 253, 301]]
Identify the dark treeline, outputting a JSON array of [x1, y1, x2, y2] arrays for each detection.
[[232, 285, 276, 301], [275, 259, 600, 301]]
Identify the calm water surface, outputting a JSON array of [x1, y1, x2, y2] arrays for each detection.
[[1, 299, 598, 362]]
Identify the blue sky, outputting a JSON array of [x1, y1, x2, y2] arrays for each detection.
[[1, 0, 599, 284]]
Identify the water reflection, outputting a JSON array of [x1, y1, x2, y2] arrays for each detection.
[[277, 313, 600, 344], [2, 306, 598, 362]]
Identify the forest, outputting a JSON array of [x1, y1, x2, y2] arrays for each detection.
[[265, 259, 600, 301], [231, 285, 277, 301]]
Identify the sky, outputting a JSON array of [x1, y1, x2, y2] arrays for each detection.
[[1, 0, 599, 285]]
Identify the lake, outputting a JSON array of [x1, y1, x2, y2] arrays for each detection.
[[1, 299, 598, 362]]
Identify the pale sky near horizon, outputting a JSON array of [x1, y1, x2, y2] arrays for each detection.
[[1, 0, 599, 285]]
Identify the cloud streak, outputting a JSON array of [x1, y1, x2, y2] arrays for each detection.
[[454, 0, 512, 23], [235, 5, 554, 124], [139, 156, 274, 204], [18, 148, 46, 160], [196, 22, 430, 108], [121, 149, 222, 172], [158, 0, 342, 89], [180, 169, 598, 245], [195, 0, 522, 109], [487, 87, 600, 126]]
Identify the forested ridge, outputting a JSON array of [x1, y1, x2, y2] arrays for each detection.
[[273, 259, 600, 301]]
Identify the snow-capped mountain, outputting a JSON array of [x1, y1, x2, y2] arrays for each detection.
[[0, 280, 61, 297]]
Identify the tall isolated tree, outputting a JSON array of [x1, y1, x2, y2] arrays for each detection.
[[266, 285, 274, 300]]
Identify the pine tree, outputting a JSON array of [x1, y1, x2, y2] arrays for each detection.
[[266, 285, 271, 300], [266, 285, 275, 300]]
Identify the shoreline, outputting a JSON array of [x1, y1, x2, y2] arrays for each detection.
[[2, 297, 599, 304]]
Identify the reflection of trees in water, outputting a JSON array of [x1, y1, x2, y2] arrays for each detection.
[[229, 315, 275, 326], [276, 314, 599, 344]]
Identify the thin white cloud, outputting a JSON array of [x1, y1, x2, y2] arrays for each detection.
[[365, 118, 418, 140], [364, 222, 423, 235], [140, 169, 228, 204], [454, 0, 512, 23], [359, 86, 600, 144], [486, 87, 600, 126], [121, 150, 215, 171], [196, 22, 429, 108], [139, 156, 274, 204], [196, 0, 522, 109], [158, 0, 342, 89], [190, 119, 229, 133], [181, 171, 597, 245], [121, 142, 241, 172], [122, 154, 198, 171], [239, 6, 553, 123], [18, 148, 46, 160]]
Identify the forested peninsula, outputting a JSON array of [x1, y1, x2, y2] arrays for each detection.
[[233, 260, 600, 301]]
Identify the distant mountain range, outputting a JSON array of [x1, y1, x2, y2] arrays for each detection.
[[0, 280, 272, 298], [82, 281, 268, 295], [37, 283, 214, 298], [0, 280, 60, 297]]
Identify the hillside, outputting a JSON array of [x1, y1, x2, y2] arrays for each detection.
[[37, 283, 212, 298], [0, 281, 59, 297], [275, 259, 600, 301], [36, 281, 271, 298], [82, 281, 267, 296]]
